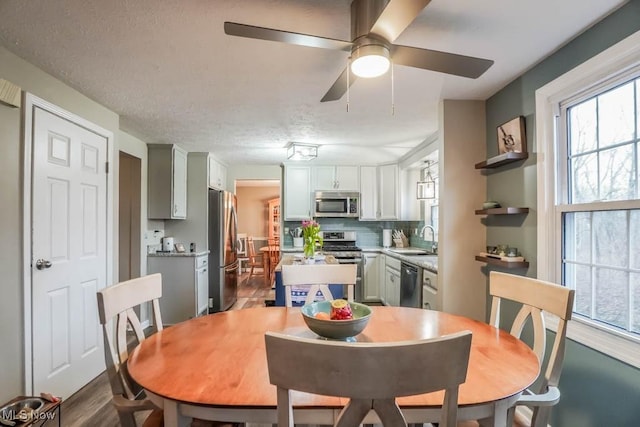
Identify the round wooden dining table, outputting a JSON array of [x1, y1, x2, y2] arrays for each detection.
[[128, 306, 539, 427]]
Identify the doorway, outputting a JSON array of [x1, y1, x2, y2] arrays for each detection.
[[235, 179, 280, 248], [118, 151, 141, 282]]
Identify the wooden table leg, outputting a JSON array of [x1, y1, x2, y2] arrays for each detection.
[[263, 255, 270, 286]]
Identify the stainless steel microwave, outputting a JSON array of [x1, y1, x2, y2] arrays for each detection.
[[314, 191, 359, 218]]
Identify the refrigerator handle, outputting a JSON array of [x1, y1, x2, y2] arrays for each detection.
[[231, 204, 239, 253]]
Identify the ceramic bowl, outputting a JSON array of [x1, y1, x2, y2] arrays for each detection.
[[300, 301, 372, 340], [482, 201, 501, 209]]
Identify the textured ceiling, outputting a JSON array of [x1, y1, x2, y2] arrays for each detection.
[[0, 0, 627, 165]]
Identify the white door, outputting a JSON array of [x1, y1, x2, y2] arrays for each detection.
[[31, 107, 107, 399]]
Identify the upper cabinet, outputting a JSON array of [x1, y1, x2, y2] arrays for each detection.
[[208, 156, 227, 190], [148, 144, 187, 219], [283, 165, 312, 220], [359, 166, 378, 220], [313, 165, 359, 191], [359, 164, 399, 220], [378, 164, 399, 220]]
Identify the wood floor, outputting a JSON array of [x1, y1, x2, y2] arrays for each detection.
[[61, 272, 528, 426]]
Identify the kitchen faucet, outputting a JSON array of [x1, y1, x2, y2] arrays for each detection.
[[420, 225, 437, 254]]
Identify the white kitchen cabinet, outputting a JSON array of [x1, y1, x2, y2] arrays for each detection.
[[399, 167, 421, 220], [313, 165, 359, 191], [384, 256, 401, 306], [359, 166, 378, 220], [148, 144, 187, 219], [363, 253, 381, 300], [147, 254, 209, 325], [196, 257, 209, 315], [359, 164, 398, 220], [208, 155, 227, 190], [283, 165, 312, 220], [378, 163, 399, 220]]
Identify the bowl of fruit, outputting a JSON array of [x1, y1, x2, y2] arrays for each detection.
[[300, 299, 372, 340]]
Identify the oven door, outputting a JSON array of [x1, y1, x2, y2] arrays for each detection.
[[315, 198, 348, 217], [334, 257, 363, 302]]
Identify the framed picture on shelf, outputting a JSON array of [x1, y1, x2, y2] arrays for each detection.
[[174, 243, 185, 253], [497, 116, 526, 154]]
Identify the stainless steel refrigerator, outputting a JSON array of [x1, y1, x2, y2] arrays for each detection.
[[208, 189, 239, 312]]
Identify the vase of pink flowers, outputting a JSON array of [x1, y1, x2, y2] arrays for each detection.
[[301, 219, 323, 261]]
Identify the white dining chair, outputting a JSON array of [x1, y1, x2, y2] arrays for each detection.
[[237, 232, 248, 272], [97, 274, 164, 427], [98, 275, 236, 427], [281, 263, 357, 307], [265, 330, 472, 427], [483, 271, 575, 427]]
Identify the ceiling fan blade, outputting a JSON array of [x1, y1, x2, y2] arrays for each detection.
[[224, 22, 352, 51], [320, 67, 358, 102], [369, 0, 432, 43], [391, 45, 494, 79]]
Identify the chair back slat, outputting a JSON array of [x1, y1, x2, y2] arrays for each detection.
[[265, 330, 471, 427], [281, 264, 357, 307]]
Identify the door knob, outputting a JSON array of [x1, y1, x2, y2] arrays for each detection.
[[35, 259, 52, 270]]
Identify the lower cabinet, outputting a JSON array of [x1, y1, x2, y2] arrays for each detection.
[[147, 254, 209, 325], [384, 256, 401, 306], [363, 253, 381, 300]]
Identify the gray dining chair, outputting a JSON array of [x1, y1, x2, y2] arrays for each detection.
[[265, 330, 472, 427]]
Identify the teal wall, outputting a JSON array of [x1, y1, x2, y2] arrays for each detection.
[[484, 1, 640, 425]]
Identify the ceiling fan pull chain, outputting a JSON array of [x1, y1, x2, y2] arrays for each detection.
[[391, 60, 395, 116], [346, 56, 351, 113]]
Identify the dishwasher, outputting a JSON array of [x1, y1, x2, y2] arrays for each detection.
[[400, 262, 422, 308]]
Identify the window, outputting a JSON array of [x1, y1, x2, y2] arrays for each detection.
[[536, 30, 640, 368], [560, 78, 640, 336]]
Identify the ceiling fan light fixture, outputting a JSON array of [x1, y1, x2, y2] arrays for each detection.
[[287, 142, 318, 161], [350, 44, 390, 78]]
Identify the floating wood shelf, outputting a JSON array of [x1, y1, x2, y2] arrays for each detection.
[[475, 207, 530, 215], [475, 255, 529, 269], [475, 152, 529, 169]]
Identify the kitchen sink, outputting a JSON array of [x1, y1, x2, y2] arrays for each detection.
[[407, 255, 438, 262], [388, 248, 429, 255]]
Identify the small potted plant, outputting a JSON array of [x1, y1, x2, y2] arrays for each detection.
[[301, 219, 323, 262]]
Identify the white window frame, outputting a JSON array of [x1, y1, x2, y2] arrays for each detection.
[[536, 29, 640, 369]]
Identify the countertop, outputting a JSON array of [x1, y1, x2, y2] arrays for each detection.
[[280, 245, 438, 273], [148, 250, 210, 257]]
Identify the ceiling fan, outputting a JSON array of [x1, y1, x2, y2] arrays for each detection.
[[224, 0, 494, 102]]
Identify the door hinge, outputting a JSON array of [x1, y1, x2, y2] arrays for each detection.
[[105, 161, 109, 174]]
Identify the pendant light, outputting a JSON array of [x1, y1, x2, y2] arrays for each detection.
[[417, 160, 437, 199]]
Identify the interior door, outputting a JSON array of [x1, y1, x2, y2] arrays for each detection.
[[31, 107, 107, 399]]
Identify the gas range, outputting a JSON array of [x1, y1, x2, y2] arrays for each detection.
[[319, 230, 364, 302], [319, 231, 362, 259]]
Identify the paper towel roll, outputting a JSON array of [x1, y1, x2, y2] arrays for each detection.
[[382, 229, 392, 248]]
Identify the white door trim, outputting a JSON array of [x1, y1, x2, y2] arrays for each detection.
[[22, 93, 114, 394]]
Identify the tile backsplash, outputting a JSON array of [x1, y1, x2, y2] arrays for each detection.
[[283, 219, 424, 247]]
